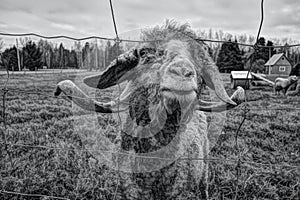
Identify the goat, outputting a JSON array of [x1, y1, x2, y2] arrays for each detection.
[[274, 75, 298, 95], [54, 21, 245, 199]]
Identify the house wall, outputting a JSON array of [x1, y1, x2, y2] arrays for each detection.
[[231, 78, 250, 89], [270, 56, 291, 75]]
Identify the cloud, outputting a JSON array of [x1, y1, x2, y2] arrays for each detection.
[[51, 23, 76, 32], [0, 21, 8, 28], [0, 0, 299, 48], [260, 1, 300, 40]]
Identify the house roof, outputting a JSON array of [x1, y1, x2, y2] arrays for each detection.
[[230, 71, 253, 79], [265, 53, 284, 66]]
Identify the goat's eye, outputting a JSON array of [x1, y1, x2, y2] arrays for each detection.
[[157, 49, 164, 57], [140, 48, 150, 58], [140, 50, 145, 57]]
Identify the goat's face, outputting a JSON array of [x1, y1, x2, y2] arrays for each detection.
[[159, 41, 198, 104], [129, 41, 199, 119], [83, 39, 236, 117]]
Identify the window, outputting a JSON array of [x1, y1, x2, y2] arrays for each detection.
[[279, 66, 286, 72]]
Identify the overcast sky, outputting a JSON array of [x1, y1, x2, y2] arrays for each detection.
[[0, 0, 299, 47]]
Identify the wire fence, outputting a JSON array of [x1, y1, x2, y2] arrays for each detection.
[[1, 87, 299, 111], [1, 0, 300, 199]]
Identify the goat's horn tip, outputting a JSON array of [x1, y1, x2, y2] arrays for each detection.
[[228, 99, 237, 106], [231, 86, 246, 104]]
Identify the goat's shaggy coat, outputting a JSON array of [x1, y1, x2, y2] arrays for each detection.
[[55, 20, 245, 199], [274, 76, 298, 95]]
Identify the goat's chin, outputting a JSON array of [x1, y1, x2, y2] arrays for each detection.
[[162, 90, 197, 112]]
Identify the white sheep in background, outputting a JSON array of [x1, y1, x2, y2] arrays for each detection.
[[274, 75, 298, 95], [54, 21, 245, 199]]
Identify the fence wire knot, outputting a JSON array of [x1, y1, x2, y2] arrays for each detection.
[[253, 43, 260, 52], [242, 104, 250, 113], [114, 36, 121, 44]]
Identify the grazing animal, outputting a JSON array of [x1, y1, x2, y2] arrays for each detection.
[[54, 21, 245, 199], [274, 75, 298, 95], [286, 80, 300, 96]]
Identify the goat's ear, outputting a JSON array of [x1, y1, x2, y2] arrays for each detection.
[[83, 48, 139, 89]]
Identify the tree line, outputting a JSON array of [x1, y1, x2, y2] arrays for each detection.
[[200, 29, 300, 73], [215, 36, 300, 73], [0, 39, 125, 71], [0, 29, 300, 72]]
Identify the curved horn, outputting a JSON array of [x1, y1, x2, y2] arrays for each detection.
[[201, 59, 237, 106], [54, 80, 129, 113], [54, 45, 158, 113], [84, 48, 139, 89], [197, 86, 245, 112]]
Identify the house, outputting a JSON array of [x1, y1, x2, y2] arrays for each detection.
[[230, 71, 274, 89], [264, 53, 292, 76], [230, 71, 253, 89]]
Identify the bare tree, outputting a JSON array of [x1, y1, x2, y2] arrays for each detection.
[[0, 38, 4, 51]]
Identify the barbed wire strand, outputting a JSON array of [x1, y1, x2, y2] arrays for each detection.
[[2, 142, 299, 169], [109, 0, 119, 39], [0, 190, 70, 200], [0, 32, 115, 42], [2, 87, 300, 111], [108, 0, 121, 199], [255, 0, 265, 44], [1, 62, 14, 171], [1, 31, 300, 49], [0, 39, 12, 198], [234, 1, 265, 199]]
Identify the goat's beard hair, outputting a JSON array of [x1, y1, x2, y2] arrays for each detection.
[[129, 83, 196, 129], [162, 90, 197, 113]]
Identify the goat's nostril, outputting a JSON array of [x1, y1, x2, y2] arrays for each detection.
[[169, 67, 194, 78], [182, 67, 194, 78], [169, 68, 180, 76], [184, 71, 194, 78]]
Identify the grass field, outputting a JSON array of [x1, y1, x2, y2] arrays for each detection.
[[0, 71, 299, 199]]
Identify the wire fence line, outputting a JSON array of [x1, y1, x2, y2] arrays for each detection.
[[108, 0, 122, 198], [1, 0, 300, 199], [2, 142, 299, 170], [1, 87, 300, 111], [233, 0, 265, 197], [1, 30, 300, 49], [0, 190, 71, 200]]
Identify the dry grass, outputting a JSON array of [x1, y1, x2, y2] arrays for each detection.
[[0, 72, 299, 199]]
